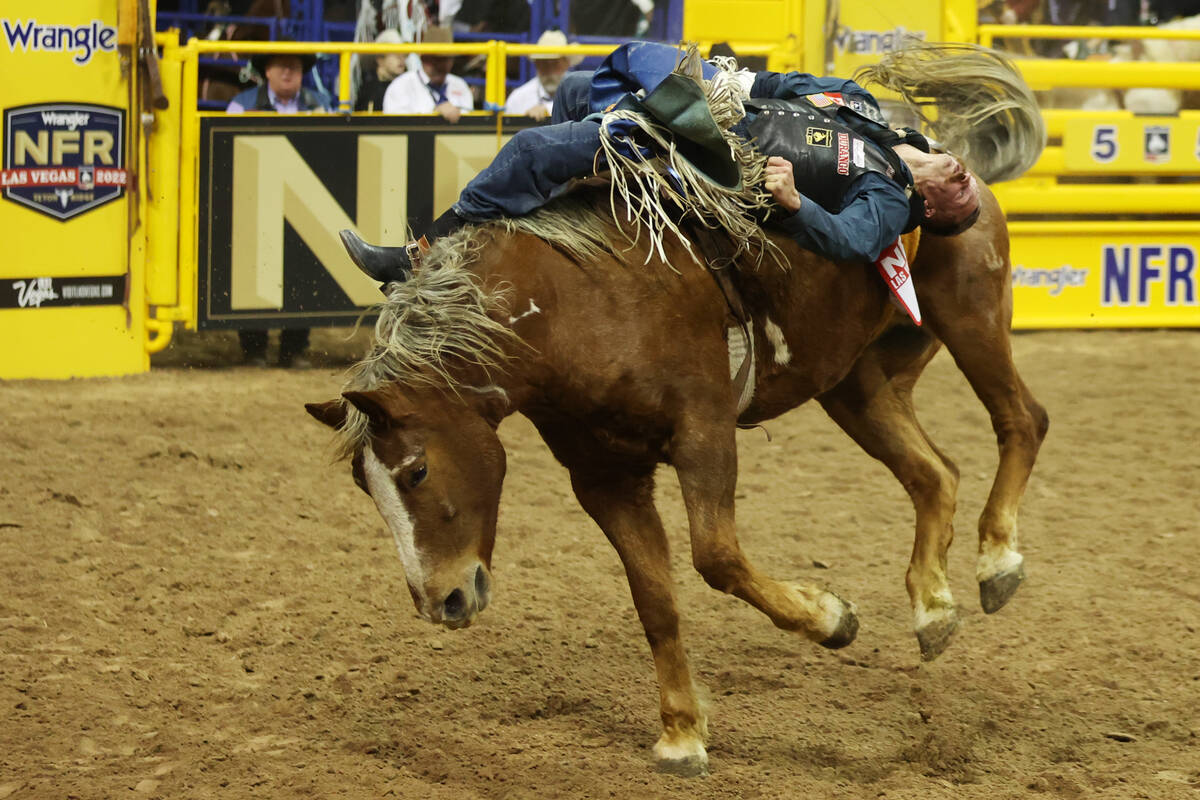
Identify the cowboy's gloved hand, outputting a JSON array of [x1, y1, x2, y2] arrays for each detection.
[[764, 156, 801, 212]]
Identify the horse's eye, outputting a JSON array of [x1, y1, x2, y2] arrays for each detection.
[[409, 464, 428, 488]]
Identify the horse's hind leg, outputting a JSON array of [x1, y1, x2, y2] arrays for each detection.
[[671, 408, 860, 649], [818, 325, 963, 660], [553, 449, 708, 775]]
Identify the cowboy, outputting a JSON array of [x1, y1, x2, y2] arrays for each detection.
[[505, 30, 582, 120], [342, 41, 981, 283]]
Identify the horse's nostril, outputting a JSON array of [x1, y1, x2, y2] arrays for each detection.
[[443, 588, 466, 619], [474, 564, 489, 598]]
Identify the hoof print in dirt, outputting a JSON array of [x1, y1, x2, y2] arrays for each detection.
[[980, 564, 1026, 614]]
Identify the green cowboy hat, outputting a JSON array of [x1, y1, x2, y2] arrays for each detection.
[[619, 72, 742, 191]]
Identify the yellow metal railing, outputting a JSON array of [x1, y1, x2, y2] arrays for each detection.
[[981, 24, 1200, 90], [183, 38, 792, 111], [146, 28, 1199, 339]]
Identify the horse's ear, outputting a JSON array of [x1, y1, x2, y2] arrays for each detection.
[[471, 394, 508, 429], [305, 399, 347, 429], [342, 389, 396, 430]]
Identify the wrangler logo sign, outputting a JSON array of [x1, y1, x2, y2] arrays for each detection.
[[2, 19, 117, 66], [2, 103, 126, 220]]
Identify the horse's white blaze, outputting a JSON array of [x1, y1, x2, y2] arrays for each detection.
[[508, 298, 541, 324], [363, 447, 428, 592], [763, 317, 792, 365], [977, 543, 1024, 583]]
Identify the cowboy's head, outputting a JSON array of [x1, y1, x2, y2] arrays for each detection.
[[913, 152, 981, 235]]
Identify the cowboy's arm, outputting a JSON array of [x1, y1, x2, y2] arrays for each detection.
[[768, 159, 909, 263]]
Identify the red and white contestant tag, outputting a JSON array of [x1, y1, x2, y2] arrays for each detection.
[[875, 238, 921, 326]]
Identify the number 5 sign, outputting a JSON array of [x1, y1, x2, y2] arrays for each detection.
[[1065, 117, 1200, 172]]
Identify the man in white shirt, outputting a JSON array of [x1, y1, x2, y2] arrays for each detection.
[[381, 26, 474, 121], [505, 29, 580, 121]]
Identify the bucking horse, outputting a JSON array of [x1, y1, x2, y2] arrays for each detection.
[[306, 42, 1049, 775]]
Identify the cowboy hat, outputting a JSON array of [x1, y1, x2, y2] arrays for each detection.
[[421, 25, 454, 45], [530, 29, 583, 68], [618, 73, 742, 191], [249, 38, 316, 76]]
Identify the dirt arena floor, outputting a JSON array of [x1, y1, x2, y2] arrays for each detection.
[[2, 327, 1198, 799]]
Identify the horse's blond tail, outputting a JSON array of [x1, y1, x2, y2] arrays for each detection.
[[854, 42, 1046, 183]]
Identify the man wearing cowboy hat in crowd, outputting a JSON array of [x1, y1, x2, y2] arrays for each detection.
[[226, 42, 330, 367], [382, 26, 474, 122], [504, 30, 581, 121], [225, 43, 331, 114]]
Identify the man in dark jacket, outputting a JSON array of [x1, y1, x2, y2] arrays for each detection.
[[226, 46, 331, 367]]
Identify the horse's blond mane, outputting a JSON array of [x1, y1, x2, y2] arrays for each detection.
[[332, 195, 628, 459]]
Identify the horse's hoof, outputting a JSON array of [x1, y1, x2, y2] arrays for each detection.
[[980, 562, 1026, 614], [655, 753, 709, 777], [818, 601, 859, 650], [916, 610, 960, 661], [653, 736, 708, 777]]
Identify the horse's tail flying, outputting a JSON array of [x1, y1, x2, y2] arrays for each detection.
[[854, 42, 1046, 184]]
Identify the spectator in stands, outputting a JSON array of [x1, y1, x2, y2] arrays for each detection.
[[226, 47, 331, 113], [356, 28, 407, 112], [382, 25, 474, 121], [226, 45, 331, 368], [505, 30, 580, 121]]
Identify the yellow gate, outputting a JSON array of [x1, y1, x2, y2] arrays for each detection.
[[0, 0, 169, 378]]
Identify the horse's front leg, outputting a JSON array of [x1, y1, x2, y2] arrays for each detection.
[[566, 464, 709, 776], [671, 408, 859, 648], [818, 325, 962, 660], [918, 231, 1050, 615]]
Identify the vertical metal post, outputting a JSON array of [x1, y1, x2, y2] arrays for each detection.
[[178, 38, 200, 328], [338, 51, 352, 109]]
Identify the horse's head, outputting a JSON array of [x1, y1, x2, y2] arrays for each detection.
[[307, 387, 506, 629]]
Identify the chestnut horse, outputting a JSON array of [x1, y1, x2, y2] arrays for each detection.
[[306, 175, 1047, 773]]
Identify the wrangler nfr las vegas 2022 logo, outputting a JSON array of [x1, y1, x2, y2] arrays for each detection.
[[2, 102, 127, 220]]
